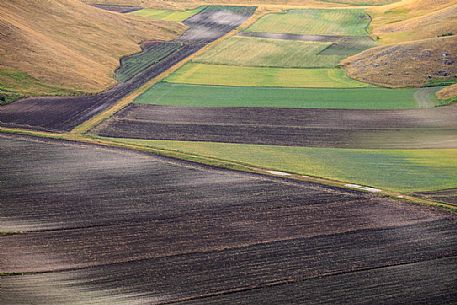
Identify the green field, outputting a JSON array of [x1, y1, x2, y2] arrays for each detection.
[[102, 138, 457, 193], [135, 82, 440, 109], [129, 6, 205, 22], [165, 63, 370, 88], [194, 36, 345, 68], [116, 42, 181, 82], [245, 9, 370, 36]]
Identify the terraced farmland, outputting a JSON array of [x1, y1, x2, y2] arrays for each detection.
[[1, 134, 456, 304], [245, 9, 371, 36]]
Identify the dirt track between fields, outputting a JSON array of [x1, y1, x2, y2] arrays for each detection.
[[0, 7, 255, 132], [1, 134, 456, 304], [94, 104, 457, 148]]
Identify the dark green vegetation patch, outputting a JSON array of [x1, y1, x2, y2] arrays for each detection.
[[115, 42, 182, 83]]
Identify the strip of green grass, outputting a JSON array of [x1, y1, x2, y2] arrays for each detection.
[[194, 36, 344, 68], [165, 63, 370, 88], [135, 82, 432, 109], [0, 69, 83, 105], [245, 9, 370, 36], [103, 138, 457, 193], [129, 6, 205, 22]]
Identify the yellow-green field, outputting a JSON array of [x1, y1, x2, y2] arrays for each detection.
[[194, 36, 345, 68], [100, 138, 457, 193], [165, 63, 370, 88], [130, 6, 205, 22], [246, 9, 370, 36]]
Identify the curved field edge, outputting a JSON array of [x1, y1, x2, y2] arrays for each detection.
[[0, 127, 455, 213], [90, 137, 457, 194], [134, 82, 448, 109]]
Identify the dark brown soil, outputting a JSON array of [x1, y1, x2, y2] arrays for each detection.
[[93, 104, 457, 147], [0, 7, 255, 132], [0, 134, 456, 304]]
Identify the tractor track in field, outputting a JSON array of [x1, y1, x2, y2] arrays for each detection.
[[1, 133, 456, 304]]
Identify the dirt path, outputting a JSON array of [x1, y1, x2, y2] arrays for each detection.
[[413, 87, 440, 108]]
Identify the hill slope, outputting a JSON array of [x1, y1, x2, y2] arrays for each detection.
[[342, 0, 457, 98], [342, 36, 456, 88], [0, 0, 183, 103]]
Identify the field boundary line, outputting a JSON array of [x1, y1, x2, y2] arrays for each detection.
[[69, 8, 271, 135], [0, 127, 455, 213], [81, 135, 457, 214]]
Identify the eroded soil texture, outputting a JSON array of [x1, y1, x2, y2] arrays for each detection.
[[0, 6, 255, 132], [94, 104, 457, 148], [1, 134, 456, 304]]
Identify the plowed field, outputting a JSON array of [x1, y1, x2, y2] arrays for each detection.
[[1, 134, 456, 304]]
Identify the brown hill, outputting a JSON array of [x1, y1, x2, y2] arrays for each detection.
[[0, 0, 183, 102], [343, 0, 457, 98], [342, 35, 457, 88], [369, 2, 457, 44]]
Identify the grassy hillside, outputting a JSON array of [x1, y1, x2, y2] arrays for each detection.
[[342, 36, 457, 88], [0, 0, 183, 102], [370, 3, 457, 44], [341, 0, 457, 99], [368, 0, 457, 43]]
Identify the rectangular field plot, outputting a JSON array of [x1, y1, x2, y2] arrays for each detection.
[[94, 104, 457, 149], [165, 63, 370, 88], [129, 6, 205, 22], [245, 9, 370, 36], [107, 138, 457, 193], [194, 36, 345, 68], [135, 83, 433, 109]]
